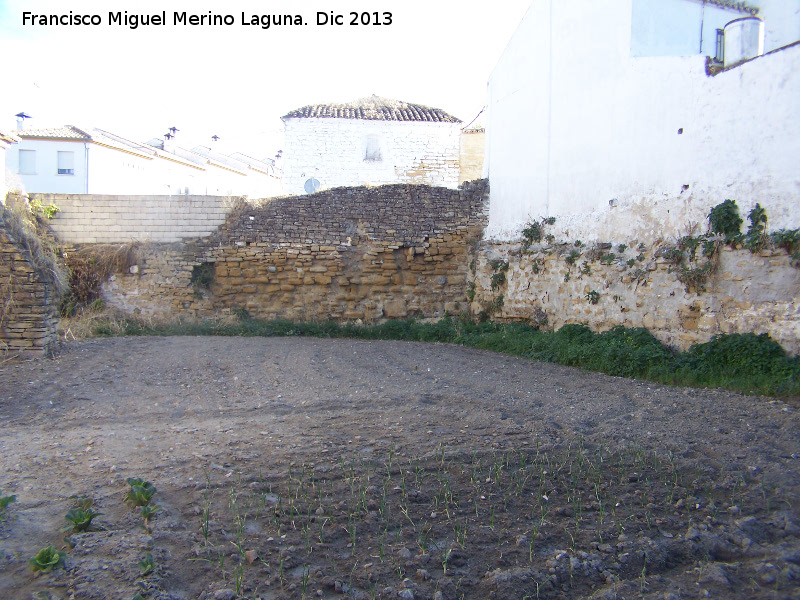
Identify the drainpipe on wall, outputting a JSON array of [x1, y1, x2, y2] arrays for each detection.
[[84, 141, 89, 193]]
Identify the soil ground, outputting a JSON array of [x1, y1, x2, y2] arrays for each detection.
[[0, 336, 798, 600]]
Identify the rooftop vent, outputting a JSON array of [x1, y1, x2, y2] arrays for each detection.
[[724, 17, 764, 68]]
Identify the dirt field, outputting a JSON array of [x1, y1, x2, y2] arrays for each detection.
[[0, 336, 798, 600]]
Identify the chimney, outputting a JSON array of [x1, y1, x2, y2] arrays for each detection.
[[723, 16, 764, 68], [15, 112, 31, 130]]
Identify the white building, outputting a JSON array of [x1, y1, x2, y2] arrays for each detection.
[[6, 125, 280, 198], [0, 132, 19, 202], [281, 96, 462, 195], [484, 0, 800, 242]]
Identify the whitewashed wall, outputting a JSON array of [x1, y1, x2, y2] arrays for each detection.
[[485, 0, 800, 243], [282, 119, 461, 196], [7, 139, 89, 194]]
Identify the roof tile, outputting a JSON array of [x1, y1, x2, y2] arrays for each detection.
[[283, 96, 461, 123]]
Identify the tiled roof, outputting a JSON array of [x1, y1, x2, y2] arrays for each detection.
[[0, 131, 19, 144], [17, 125, 92, 140], [283, 96, 461, 123]]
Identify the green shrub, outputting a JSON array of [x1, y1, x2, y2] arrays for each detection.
[[708, 199, 742, 243]]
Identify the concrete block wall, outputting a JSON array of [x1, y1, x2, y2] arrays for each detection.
[[32, 194, 235, 244]]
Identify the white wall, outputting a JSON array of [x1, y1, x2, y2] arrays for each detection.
[[758, 0, 800, 52], [0, 141, 9, 200], [87, 144, 157, 195], [282, 119, 461, 195], [6, 139, 88, 194], [631, 0, 735, 57], [485, 0, 800, 243]]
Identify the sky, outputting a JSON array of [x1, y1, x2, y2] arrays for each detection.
[[0, 0, 532, 158]]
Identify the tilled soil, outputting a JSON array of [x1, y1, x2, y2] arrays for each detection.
[[0, 336, 798, 600]]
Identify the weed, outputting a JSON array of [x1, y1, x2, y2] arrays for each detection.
[[466, 281, 476, 303], [191, 262, 215, 291], [708, 199, 742, 243], [565, 250, 581, 266], [744, 203, 770, 252], [521, 217, 556, 249], [585, 290, 600, 305], [489, 260, 509, 291], [28, 198, 61, 220], [29, 545, 66, 572]]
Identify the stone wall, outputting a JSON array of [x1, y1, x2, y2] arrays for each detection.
[[0, 210, 61, 355], [101, 182, 489, 322], [32, 193, 235, 244], [472, 239, 800, 354]]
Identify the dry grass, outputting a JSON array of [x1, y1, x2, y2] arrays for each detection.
[[0, 200, 69, 297], [67, 241, 144, 280]]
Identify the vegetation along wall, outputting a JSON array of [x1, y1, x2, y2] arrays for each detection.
[[470, 205, 800, 355], [42, 184, 800, 357]]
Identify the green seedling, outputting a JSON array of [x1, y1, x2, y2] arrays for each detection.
[[125, 477, 157, 507], [139, 552, 156, 576], [62, 507, 103, 532], [140, 504, 161, 528], [0, 489, 16, 520], [69, 495, 94, 510], [30, 545, 66, 572]]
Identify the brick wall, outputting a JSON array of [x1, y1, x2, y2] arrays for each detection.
[[0, 211, 61, 355], [33, 194, 235, 244], [101, 182, 489, 322]]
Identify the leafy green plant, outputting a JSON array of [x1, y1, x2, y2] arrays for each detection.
[[29, 198, 60, 220], [139, 552, 156, 576], [125, 477, 157, 507], [585, 290, 600, 305], [466, 281, 476, 302], [521, 217, 556, 249], [488, 259, 509, 290], [140, 504, 161, 528], [772, 228, 800, 256], [0, 489, 16, 520], [565, 250, 581, 266], [708, 199, 742, 243], [744, 203, 770, 252], [29, 545, 66, 572], [62, 507, 103, 533]]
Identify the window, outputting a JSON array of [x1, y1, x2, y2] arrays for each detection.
[[57, 151, 75, 175], [364, 136, 382, 162], [714, 29, 725, 64], [18, 149, 35, 174]]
